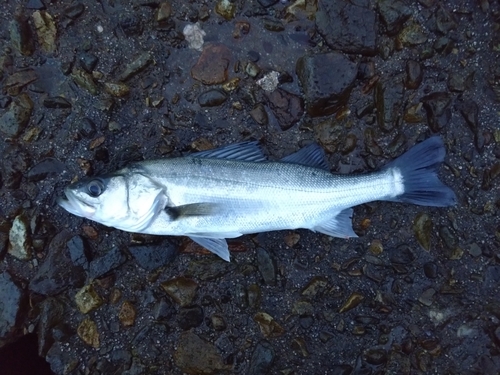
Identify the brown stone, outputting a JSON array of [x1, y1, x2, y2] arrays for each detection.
[[191, 44, 232, 85]]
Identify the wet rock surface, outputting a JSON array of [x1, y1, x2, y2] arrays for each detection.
[[0, 0, 499, 374]]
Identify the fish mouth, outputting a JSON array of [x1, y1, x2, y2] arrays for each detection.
[[57, 189, 96, 217]]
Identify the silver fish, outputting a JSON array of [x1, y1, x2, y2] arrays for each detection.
[[58, 137, 456, 261]]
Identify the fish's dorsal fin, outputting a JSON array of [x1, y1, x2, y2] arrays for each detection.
[[192, 141, 267, 162], [281, 143, 330, 170], [313, 208, 358, 238], [188, 236, 230, 261], [165, 203, 218, 219]]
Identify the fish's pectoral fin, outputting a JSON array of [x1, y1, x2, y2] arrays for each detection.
[[281, 143, 329, 170], [313, 208, 358, 239], [188, 236, 230, 262], [165, 203, 219, 220]]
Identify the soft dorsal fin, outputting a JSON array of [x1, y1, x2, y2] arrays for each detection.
[[281, 143, 329, 170], [192, 141, 267, 162]]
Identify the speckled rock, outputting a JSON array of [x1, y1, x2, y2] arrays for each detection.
[[265, 89, 304, 130], [0, 93, 34, 138], [29, 230, 86, 296], [296, 52, 357, 117], [8, 213, 31, 260], [174, 331, 230, 374], [248, 340, 275, 375], [161, 276, 198, 306], [0, 271, 26, 341], [75, 284, 103, 314], [316, 0, 378, 56]]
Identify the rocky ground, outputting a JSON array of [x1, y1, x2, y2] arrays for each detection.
[[1, 0, 500, 374]]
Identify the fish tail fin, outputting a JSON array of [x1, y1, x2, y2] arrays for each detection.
[[383, 136, 456, 207]]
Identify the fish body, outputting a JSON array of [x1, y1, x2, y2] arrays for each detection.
[[58, 137, 456, 261]]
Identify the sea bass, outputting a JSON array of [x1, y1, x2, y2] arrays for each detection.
[[58, 137, 456, 261]]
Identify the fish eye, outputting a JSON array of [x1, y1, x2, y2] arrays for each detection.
[[87, 179, 104, 197]]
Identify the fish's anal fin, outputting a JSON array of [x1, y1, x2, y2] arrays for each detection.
[[313, 208, 358, 238], [192, 141, 267, 162], [280, 143, 329, 170], [188, 236, 230, 262], [165, 203, 218, 220]]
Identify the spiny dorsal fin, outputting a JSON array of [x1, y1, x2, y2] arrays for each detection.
[[192, 141, 267, 162], [281, 143, 329, 170]]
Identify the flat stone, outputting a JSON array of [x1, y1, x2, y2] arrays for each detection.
[[129, 242, 177, 271], [265, 89, 303, 130], [173, 331, 229, 374], [191, 44, 232, 85]]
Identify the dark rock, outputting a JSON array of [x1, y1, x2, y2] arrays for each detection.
[[26, 0, 46, 10], [389, 244, 416, 264], [198, 89, 228, 107], [89, 246, 126, 279], [299, 315, 314, 329], [250, 103, 269, 126], [405, 60, 423, 89], [43, 96, 72, 109], [174, 331, 229, 374], [37, 298, 64, 356], [77, 117, 96, 138], [0, 271, 26, 340], [423, 262, 438, 279], [296, 52, 357, 117], [316, 0, 378, 56], [67, 235, 90, 269], [265, 89, 303, 130], [118, 52, 153, 81], [247, 50, 260, 62], [378, 0, 412, 36], [191, 44, 232, 85], [0, 96, 12, 109], [248, 340, 275, 375], [27, 158, 66, 182], [1, 147, 30, 189], [30, 231, 86, 296], [79, 53, 98, 73], [363, 348, 388, 365], [256, 247, 276, 285], [119, 15, 143, 37], [330, 364, 353, 375], [374, 78, 404, 132], [129, 241, 177, 271], [258, 0, 278, 7], [153, 298, 174, 321], [9, 16, 34, 56], [177, 305, 204, 330], [186, 258, 233, 281], [45, 341, 78, 374], [263, 18, 284, 32], [0, 93, 34, 138], [421, 92, 452, 133], [435, 6, 457, 34], [64, 3, 85, 19]]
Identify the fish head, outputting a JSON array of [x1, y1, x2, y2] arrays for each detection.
[[58, 171, 167, 232]]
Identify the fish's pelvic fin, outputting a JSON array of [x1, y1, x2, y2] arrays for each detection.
[[165, 203, 218, 219], [314, 208, 358, 238], [383, 136, 456, 207], [192, 141, 267, 162], [281, 143, 330, 170], [188, 236, 230, 262]]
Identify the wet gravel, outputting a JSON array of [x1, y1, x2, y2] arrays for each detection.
[[1, 0, 500, 374]]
